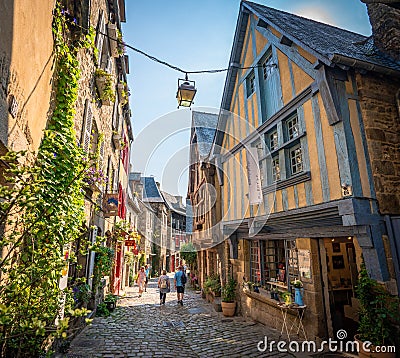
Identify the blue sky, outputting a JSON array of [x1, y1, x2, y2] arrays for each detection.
[[122, 0, 371, 197]]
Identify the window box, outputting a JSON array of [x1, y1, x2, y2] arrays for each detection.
[[95, 69, 115, 106]]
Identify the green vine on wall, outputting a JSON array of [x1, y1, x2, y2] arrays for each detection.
[[0, 4, 96, 357]]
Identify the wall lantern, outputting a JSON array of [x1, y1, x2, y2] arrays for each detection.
[[176, 73, 196, 108]]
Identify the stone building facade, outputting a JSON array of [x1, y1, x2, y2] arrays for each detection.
[[0, 0, 134, 301]]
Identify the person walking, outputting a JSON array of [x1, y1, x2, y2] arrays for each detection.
[[174, 265, 186, 305], [136, 266, 146, 298], [144, 264, 151, 292], [158, 269, 170, 305]]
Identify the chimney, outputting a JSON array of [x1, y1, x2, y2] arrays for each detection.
[[361, 0, 400, 62]]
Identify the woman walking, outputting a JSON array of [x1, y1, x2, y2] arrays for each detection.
[[158, 270, 170, 305], [136, 266, 146, 298]]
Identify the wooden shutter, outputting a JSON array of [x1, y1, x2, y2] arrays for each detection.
[[112, 100, 118, 129], [81, 100, 93, 154], [95, 11, 105, 66], [99, 139, 105, 164], [263, 55, 281, 119]]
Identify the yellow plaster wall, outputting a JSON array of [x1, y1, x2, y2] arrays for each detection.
[[318, 93, 342, 200], [303, 100, 323, 204], [286, 186, 296, 210], [277, 49, 293, 105], [247, 97, 254, 129], [292, 61, 314, 96], [345, 76, 355, 95], [255, 29, 268, 56], [275, 190, 283, 212], [348, 99, 371, 198], [296, 45, 317, 64], [268, 26, 282, 39], [239, 83, 247, 139], [296, 183, 307, 208], [252, 94, 259, 128], [242, 21, 254, 69], [5, 0, 55, 152]]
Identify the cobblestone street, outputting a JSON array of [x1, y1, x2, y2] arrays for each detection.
[[65, 276, 295, 357]]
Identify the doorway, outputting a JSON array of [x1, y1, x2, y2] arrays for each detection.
[[322, 237, 359, 338]]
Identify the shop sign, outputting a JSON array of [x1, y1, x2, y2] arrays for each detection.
[[103, 193, 119, 217]]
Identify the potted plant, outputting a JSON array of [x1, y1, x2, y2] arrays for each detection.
[[221, 278, 237, 317], [270, 288, 280, 301], [104, 293, 118, 312], [253, 282, 261, 293], [355, 262, 399, 358], [291, 279, 304, 306], [280, 291, 292, 305]]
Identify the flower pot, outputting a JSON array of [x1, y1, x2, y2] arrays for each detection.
[[105, 301, 116, 312], [354, 335, 395, 358], [294, 287, 304, 306], [221, 301, 236, 317]]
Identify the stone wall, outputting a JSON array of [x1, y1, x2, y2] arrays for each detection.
[[363, 2, 400, 62], [356, 71, 400, 214]]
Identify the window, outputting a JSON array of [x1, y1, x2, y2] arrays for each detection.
[[268, 129, 278, 151], [286, 115, 299, 141], [250, 241, 261, 283], [262, 56, 274, 80], [290, 145, 303, 175], [272, 156, 281, 181], [249, 239, 299, 288], [247, 72, 256, 97]]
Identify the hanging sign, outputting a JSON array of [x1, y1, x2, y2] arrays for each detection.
[[103, 193, 119, 217], [246, 147, 263, 204]]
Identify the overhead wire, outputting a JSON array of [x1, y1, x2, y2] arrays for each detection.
[[66, 15, 276, 76]]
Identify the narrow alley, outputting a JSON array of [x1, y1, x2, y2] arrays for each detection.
[[65, 277, 292, 358]]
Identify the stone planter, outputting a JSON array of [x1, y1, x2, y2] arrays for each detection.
[[221, 301, 236, 317]]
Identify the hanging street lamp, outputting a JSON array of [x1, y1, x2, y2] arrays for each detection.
[[176, 73, 196, 108]]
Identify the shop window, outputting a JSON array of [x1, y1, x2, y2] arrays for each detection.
[[249, 239, 299, 288], [250, 241, 261, 283], [246, 72, 256, 97]]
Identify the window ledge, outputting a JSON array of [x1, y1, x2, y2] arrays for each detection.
[[263, 171, 311, 194], [242, 288, 299, 316]]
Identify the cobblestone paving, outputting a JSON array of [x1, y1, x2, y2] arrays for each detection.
[[65, 276, 296, 358]]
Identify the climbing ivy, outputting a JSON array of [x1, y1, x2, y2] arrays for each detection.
[[0, 4, 96, 357]]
